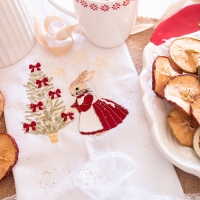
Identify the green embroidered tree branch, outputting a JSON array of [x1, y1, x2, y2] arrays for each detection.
[[22, 65, 72, 136]]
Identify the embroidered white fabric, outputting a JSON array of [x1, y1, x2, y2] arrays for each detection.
[[3, 152, 135, 200], [3, 151, 200, 200], [1, 1, 199, 199]]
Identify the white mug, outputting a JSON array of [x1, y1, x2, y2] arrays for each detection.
[[0, 0, 35, 68], [48, 0, 138, 48]]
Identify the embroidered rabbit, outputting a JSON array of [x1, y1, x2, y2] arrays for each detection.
[[69, 70, 129, 136]]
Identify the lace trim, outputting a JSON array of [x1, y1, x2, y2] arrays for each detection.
[[4, 190, 200, 200], [3, 152, 200, 200]]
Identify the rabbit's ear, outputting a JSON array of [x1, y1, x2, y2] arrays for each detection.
[[83, 70, 95, 82], [76, 70, 88, 83]]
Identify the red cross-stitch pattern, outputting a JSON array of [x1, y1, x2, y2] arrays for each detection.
[[112, 3, 121, 10], [101, 4, 109, 12], [75, 0, 132, 11], [122, 0, 130, 6], [90, 3, 98, 10], [81, 0, 88, 7]]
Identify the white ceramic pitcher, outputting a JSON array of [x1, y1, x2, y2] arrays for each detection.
[[0, 0, 35, 68], [48, 0, 138, 48]]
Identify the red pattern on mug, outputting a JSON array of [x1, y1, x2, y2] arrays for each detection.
[[75, 0, 132, 11], [112, 3, 121, 10], [90, 3, 98, 10], [81, 0, 88, 7], [101, 5, 110, 12], [122, 0, 130, 6]]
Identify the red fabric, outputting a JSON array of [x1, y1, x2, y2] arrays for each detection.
[[150, 4, 200, 45], [71, 92, 129, 135]]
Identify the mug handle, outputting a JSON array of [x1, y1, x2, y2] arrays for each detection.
[[48, 0, 77, 19]]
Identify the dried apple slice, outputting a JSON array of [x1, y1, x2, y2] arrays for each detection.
[[164, 74, 200, 115], [152, 56, 180, 98], [191, 96, 200, 126], [169, 57, 183, 74], [0, 133, 19, 181], [193, 127, 200, 157], [169, 37, 200, 73], [167, 107, 199, 147], [0, 92, 4, 118]]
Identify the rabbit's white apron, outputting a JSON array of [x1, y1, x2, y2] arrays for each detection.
[[78, 93, 103, 133]]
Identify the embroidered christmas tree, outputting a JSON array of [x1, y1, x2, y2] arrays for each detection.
[[22, 62, 73, 143]]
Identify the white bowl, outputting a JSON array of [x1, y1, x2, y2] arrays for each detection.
[[139, 30, 200, 177]]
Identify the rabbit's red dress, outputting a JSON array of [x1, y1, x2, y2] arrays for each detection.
[[71, 90, 129, 135]]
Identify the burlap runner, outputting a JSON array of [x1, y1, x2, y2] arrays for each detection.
[[0, 16, 200, 199], [0, 114, 16, 199]]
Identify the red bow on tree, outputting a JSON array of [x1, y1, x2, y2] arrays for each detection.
[[61, 112, 74, 122], [36, 77, 49, 88], [30, 101, 43, 112], [29, 63, 41, 73], [23, 121, 37, 132], [49, 89, 61, 99]]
